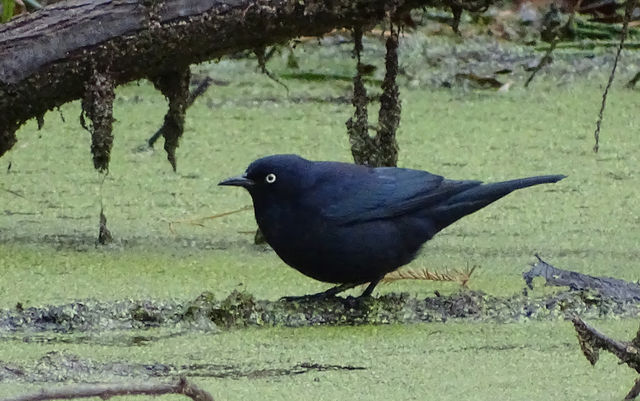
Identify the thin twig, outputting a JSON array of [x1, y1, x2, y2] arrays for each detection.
[[593, 0, 637, 153], [525, 0, 583, 88], [168, 205, 252, 234], [255, 47, 290, 95], [1, 377, 214, 401], [524, 39, 557, 88], [3, 188, 25, 198]]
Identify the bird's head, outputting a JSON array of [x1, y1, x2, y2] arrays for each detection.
[[219, 154, 312, 197]]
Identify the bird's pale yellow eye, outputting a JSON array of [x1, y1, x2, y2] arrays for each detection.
[[265, 173, 277, 184]]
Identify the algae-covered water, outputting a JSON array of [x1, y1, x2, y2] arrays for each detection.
[[1, 32, 640, 400]]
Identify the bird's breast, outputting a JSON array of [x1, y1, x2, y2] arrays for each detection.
[[251, 198, 426, 284], [254, 199, 323, 252]]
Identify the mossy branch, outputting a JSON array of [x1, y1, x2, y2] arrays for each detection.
[[1, 0, 455, 169]]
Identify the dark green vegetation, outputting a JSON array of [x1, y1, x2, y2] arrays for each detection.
[[1, 30, 640, 399]]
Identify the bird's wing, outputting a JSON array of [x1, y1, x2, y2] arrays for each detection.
[[318, 166, 481, 225]]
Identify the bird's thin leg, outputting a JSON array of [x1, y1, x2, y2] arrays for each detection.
[[281, 283, 358, 301], [320, 283, 359, 297], [359, 277, 382, 298]]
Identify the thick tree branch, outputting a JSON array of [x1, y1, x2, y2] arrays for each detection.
[[0, 0, 440, 167]]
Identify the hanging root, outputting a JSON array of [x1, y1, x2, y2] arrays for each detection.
[[346, 21, 400, 168], [346, 25, 373, 165], [147, 76, 214, 148], [255, 46, 289, 94], [0, 121, 19, 159], [151, 66, 191, 171], [375, 22, 400, 167], [81, 68, 115, 172]]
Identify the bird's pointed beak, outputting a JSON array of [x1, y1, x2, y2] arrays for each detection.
[[219, 174, 255, 188]]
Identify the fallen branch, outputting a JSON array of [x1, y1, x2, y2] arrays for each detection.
[[523, 255, 640, 301], [572, 316, 640, 399], [1, 377, 214, 401]]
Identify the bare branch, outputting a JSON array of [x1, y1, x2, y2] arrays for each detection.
[[1, 377, 214, 401]]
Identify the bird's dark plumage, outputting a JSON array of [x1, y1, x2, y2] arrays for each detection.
[[220, 154, 565, 298]]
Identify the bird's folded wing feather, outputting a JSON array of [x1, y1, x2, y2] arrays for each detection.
[[319, 167, 481, 225]]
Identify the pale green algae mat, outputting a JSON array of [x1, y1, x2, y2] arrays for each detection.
[[1, 33, 640, 400]]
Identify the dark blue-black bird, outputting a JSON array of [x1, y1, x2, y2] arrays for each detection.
[[219, 154, 565, 298]]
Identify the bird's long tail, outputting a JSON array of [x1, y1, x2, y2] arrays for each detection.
[[431, 174, 566, 231]]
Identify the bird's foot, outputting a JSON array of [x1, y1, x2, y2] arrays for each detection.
[[279, 292, 335, 303], [280, 283, 358, 302]]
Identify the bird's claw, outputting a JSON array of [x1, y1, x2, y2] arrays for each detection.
[[279, 293, 335, 303]]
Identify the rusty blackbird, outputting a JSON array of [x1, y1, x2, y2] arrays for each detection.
[[220, 154, 565, 298]]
